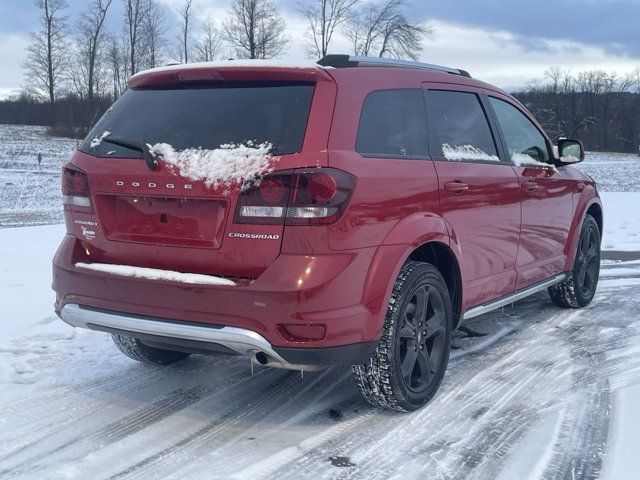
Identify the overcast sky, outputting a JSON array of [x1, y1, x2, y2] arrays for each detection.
[[1, 0, 639, 98]]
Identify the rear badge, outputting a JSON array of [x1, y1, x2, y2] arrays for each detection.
[[229, 232, 280, 240], [80, 226, 96, 240], [115, 181, 193, 189]]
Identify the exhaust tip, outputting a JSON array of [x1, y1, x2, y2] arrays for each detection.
[[254, 351, 269, 365]]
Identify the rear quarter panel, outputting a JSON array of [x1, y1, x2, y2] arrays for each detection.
[[324, 68, 441, 252]]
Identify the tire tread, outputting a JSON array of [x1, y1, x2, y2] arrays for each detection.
[[352, 261, 450, 412]]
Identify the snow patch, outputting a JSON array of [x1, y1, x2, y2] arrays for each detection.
[[148, 141, 275, 191], [75, 262, 236, 286], [512, 153, 558, 172], [89, 130, 110, 148], [442, 144, 500, 162]]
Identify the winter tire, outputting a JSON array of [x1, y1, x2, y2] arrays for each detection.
[[111, 334, 191, 365], [549, 214, 601, 308], [352, 261, 452, 412]]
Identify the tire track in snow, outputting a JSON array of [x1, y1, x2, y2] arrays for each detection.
[[276, 305, 577, 480], [538, 297, 640, 480], [107, 369, 305, 480], [0, 356, 244, 462], [1, 384, 218, 477], [0, 352, 234, 415], [116, 368, 360, 480], [177, 370, 369, 479], [0, 358, 258, 477]]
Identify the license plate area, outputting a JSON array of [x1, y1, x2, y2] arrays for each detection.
[[97, 195, 227, 248]]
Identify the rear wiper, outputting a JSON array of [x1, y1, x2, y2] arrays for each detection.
[[101, 136, 158, 171]]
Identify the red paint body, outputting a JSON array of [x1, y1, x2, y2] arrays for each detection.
[[52, 64, 601, 352]]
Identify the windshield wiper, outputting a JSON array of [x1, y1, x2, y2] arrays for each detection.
[[101, 136, 158, 171]]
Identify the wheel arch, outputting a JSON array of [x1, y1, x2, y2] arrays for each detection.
[[564, 192, 603, 271], [362, 213, 465, 342], [586, 202, 603, 235], [408, 242, 463, 329]]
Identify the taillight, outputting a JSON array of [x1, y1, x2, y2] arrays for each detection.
[[62, 165, 93, 212], [234, 168, 356, 226]]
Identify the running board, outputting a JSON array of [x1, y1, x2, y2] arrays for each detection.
[[462, 273, 567, 320]]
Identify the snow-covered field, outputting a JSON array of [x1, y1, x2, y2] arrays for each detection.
[[1, 125, 640, 479], [0, 125, 77, 227]]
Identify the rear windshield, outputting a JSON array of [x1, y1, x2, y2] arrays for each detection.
[[81, 82, 315, 157]]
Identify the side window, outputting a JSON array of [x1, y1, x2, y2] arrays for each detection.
[[426, 90, 499, 162], [489, 97, 550, 164], [356, 89, 428, 157]]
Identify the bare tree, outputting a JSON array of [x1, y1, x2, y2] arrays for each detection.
[[223, 0, 289, 59], [73, 0, 113, 124], [123, 0, 148, 75], [176, 0, 194, 63], [345, 0, 432, 61], [632, 67, 640, 94], [141, 0, 167, 68], [298, 0, 358, 59], [195, 16, 224, 62], [107, 34, 127, 99], [24, 0, 70, 124]]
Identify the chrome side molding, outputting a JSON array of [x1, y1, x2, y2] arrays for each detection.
[[462, 274, 567, 321], [60, 303, 289, 364]]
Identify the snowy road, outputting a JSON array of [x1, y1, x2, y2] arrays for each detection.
[[0, 225, 639, 479]]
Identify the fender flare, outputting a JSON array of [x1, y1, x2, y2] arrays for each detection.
[[564, 190, 603, 271], [360, 213, 463, 339]]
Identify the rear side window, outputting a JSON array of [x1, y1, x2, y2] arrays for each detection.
[[489, 97, 550, 163], [426, 90, 498, 161], [356, 89, 428, 157], [81, 83, 315, 157]]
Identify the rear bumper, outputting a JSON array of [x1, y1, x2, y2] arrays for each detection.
[[53, 235, 393, 362], [60, 304, 376, 365]]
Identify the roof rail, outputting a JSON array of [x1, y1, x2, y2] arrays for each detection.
[[317, 54, 471, 78]]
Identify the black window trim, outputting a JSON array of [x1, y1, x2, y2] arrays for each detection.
[[423, 88, 514, 167], [355, 87, 431, 161], [485, 94, 556, 170]]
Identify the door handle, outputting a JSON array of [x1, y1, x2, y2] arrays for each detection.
[[522, 181, 539, 192], [444, 181, 469, 193]]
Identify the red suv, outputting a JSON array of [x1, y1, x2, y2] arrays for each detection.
[[53, 55, 602, 411]]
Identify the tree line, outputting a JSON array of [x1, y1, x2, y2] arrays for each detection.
[[0, 0, 430, 137], [513, 67, 640, 153], [4, 1, 640, 153]]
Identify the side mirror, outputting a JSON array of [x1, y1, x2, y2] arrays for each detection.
[[557, 139, 585, 164]]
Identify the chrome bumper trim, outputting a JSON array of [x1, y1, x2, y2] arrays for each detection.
[[60, 303, 289, 364], [463, 273, 567, 320]]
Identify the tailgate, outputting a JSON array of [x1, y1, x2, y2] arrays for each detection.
[[64, 75, 335, 279]]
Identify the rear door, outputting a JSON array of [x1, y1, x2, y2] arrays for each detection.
[[74, 80, 325, 279], [423, 87, 521, 310], [487, 96, 574, 289]]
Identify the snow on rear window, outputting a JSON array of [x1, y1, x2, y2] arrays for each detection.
[[147, 141, 275, 190], [90, 130, 110, 148], [442, 144, 500, 162]]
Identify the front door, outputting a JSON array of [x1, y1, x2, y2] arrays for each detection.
[[424, 88, 521, 310], [488, 96, 574, 289]]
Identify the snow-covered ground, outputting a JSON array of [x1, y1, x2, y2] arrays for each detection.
[[0, 125, 77, 227], [1, 125, 640, 478], [578, 152, 640, 193]]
